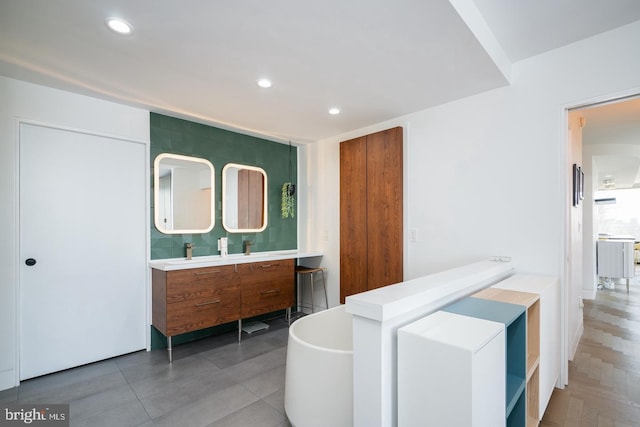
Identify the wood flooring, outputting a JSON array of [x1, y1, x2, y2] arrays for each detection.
[[540, 280, 640, 426]]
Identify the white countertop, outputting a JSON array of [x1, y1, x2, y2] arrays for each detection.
[[598, 238, 635, 243], [598, 234, 636, 241], [149, 250, 323, 271]]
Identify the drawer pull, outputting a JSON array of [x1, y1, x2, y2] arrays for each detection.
[[194, 270, 222, 276], [261, 289, 280, 296], [194, 299, 221, 307], [261, 263, 279, 268]]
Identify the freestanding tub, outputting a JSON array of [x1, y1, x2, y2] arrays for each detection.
[[284, 305, 353, 427]]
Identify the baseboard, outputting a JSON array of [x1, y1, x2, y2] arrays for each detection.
[[582, 288, 597, 300], [568, 319, 584, 361], [0, 368, 17, 392]]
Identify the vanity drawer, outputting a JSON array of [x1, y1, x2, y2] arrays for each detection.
[[166, 284, 240, 336], [166, 265, 237, 303], [153, 265, 240, 336], [241, 281, 294, 317], [237, 259, 294, 282], [239, 259, 294, 317]]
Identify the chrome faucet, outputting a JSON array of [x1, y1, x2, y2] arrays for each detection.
[[244, 240, 253, 255], [185, 243, 193, 260]]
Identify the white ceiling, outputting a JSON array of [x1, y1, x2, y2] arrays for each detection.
[[472, 0, 640, 62], [1, 1, 640, 143]]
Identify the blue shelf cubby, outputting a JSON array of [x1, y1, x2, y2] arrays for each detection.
[[443, 296, 527, 427]]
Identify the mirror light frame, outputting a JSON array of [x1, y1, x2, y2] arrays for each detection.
[[153, 153, 215, 234], [222, 163, 268, 233]]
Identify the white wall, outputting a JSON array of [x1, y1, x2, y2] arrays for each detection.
[[309, 20, 640, 385], [582, 151, 598, 299], [567, 111, 584, 361], [0, 76, 149, 391]]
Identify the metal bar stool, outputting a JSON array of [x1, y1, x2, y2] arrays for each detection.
[[295, 265, 328, 313]]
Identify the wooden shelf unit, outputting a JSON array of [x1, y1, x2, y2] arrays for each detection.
[[443, 297, 527, 427], [491, 274, 560, 424], [474, 287, 541, 427]]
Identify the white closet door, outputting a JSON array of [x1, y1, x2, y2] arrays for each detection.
[[19, 123, 146, 380]]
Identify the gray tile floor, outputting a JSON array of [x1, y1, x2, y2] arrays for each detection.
[[0, 317, 292, 427]]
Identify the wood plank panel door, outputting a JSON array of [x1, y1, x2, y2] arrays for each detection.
[[340, 127, 403, 303], [340, 135, 368, 302]]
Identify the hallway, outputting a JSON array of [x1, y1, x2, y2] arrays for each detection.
[[541, 279, 640, 426]]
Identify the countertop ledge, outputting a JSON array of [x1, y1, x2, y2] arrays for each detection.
[[345, 258, 515, 323], [149, 250, 324, 271]]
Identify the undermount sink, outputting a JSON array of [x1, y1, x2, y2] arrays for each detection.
[[163, 250, 298, 265], [150, 250, 322, 271], [229, 250, 297, 258], [166, 255, 223, 265]]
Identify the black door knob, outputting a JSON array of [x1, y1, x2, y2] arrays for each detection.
[[25, 258, 37, 266]]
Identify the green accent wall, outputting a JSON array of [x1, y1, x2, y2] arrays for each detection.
[[150, 113, 297, 259]]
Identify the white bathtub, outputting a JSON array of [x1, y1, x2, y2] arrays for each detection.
[[284, 305, 353, 427]]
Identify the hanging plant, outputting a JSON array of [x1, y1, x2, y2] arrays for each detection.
[[281, 141, 296, 219], [282, 183, 295, 218]]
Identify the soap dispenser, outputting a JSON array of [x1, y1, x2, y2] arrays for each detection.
[[218, 237, 228, 257]]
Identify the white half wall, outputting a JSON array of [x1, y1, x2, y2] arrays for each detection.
[[0, 76, 150, 391], [309, 19, 640, 391]]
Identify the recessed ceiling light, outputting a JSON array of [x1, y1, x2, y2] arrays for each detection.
[[257, 79, 272, 88], [105, 17, 133, 35], [329, 107, 340, 115]]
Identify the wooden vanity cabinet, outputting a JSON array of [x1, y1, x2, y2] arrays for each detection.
[[152, 264, 240, 337], [152, 258, 295, 361], [239, 259, 295, 318]]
